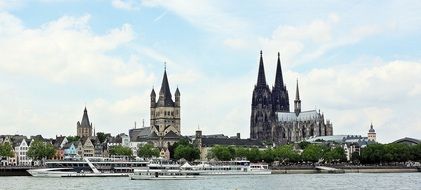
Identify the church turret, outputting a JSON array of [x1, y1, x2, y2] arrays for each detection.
[[272, 52, 290, 112], [294, 80, 301, 116], [368, 123, 376, 141], [150, 88, 156, 108], [175, 87, 180, 107]]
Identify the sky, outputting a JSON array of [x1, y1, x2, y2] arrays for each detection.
[[0, 0, 420, 143]]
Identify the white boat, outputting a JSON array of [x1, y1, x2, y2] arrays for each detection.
[[28, 157, 149, 177], [130, 158, 200, 180], [186, 160, 271, 175]]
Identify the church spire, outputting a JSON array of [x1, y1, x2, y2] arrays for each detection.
[[295, 79, 300, 101], [294, 80, 301, 115], [157, 65, 174, 107], [81, 107, 90, 127], [256, 50, 267, 86], [274, 52, 284, 88]]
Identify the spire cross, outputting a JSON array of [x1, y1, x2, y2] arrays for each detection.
[[164, 62, 167, 71]]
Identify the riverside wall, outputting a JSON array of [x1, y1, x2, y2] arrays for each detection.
[[271, 166, 421, 174]]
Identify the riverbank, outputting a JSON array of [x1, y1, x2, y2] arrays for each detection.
[[271, 166, 421, 174]]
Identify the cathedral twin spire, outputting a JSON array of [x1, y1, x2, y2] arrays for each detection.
[[256, 50, 267, 86], [255, 51, 290, 112]]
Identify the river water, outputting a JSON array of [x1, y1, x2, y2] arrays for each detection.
[[1, 173, 421, 190]]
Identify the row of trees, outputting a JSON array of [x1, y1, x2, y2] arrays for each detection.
[[208, 144, 346, 164], [357, 143, 421, 164], [136, 139, 200, 161]]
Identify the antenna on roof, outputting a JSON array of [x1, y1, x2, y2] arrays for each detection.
[[134, 121, 137, 129], [142, 119, 145, 128]]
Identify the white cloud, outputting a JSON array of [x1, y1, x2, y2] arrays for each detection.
[[141, 0, 248, 34], [111, 0, 141, 11], [0, 13, 136, 84], [258, 14, 386, 67], [223, 38, 248, 49], [0, 12, 162, 136], [295, 59, 421, 143]]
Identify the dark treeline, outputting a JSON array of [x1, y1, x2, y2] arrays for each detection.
[[208, 142, 421, 165], [358, 143, 421, 164], [208, 143, 346, 164]]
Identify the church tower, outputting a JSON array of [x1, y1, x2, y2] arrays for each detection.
[[77, 107, 93, 138], [294, 80, 301, 116], [368, 123, 376, 141], [272, 52, 290, 113], [150, 68, 181, 148], [250, 51, 273, 140]]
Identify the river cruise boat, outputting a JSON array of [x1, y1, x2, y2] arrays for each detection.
[[27, 157, 149, 177], [185, 160, 271, 175], [130, 158, 199, 180]]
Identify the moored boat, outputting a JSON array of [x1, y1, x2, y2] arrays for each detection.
[[186, 160, 271, 175], [130, 158, 200, 180], [27, 157, 149, 177]]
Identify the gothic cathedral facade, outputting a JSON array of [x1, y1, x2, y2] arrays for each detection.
[[250, 51, 333, 145]]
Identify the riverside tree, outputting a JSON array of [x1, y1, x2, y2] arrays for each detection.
[[273, 144, 300, 163], [137, 144, 160, 159], [27, 140, 55, 162], [174, 144, 200, 161], [0, 143, 14, 158], [109, 145, 133, 157], [301, 144, 324, 163]]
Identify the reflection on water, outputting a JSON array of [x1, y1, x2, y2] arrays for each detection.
[[2, 173, 421, 190]]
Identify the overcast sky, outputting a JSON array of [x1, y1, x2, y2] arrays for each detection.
[[0, 0, 420, 143]]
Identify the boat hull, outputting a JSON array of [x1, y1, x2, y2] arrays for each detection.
[[27, 169, 130, 177], [130, 175, 199, 180]]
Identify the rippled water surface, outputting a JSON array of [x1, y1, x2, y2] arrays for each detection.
[[1, 173, 421, 190]]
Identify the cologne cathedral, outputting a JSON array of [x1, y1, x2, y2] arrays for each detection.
[[250, 51, 333, 144]]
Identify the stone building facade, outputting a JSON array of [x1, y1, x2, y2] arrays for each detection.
[[250, 51, 333, 145]]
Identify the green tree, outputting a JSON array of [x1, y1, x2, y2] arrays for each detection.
[[66, 136, 80, 142], [174, 145, 200, 161], [109, 145, 133, 156], [274, 144, 300, 163], [301, 144, 324, 163], [210, 145, 235, 161], [96, 132, 109, 144], [0, 143, 14, 158], [298, 141, 311, 149], [168, 138, 191, 159], [324, 147, 346, 163], [138, 144, 160, 158], [235, 147, 249, 159], [351, 151, 360, 163], [411, 144, 421, 162], [261, 148, 274, 163], [27, 140, 55, 161], [246, 148, 261, 162], [360, 143, 385, 164], [385, 143, 411, 162]]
